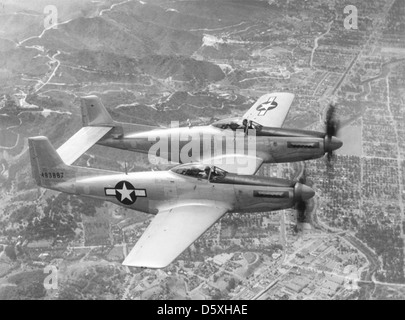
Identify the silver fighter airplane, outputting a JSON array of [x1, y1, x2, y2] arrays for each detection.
[[29, 136, 315, 268], [57, 92, 343, 175]]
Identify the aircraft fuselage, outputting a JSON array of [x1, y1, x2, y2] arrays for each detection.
[[51, 169, 310, 215], [97, 125, 337, 164]]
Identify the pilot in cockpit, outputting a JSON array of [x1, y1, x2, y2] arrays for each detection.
[[242, 118, 248, 128], [203, 166, 211, 179], [208, 166, 226, 182], [242, 119, 254, 134]]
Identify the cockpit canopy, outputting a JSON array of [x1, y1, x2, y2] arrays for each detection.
[[171, 163, 297, 187], [211, 118, 263, 132], [171, 163, 227, 181]]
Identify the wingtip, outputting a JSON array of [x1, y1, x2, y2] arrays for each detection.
[[261, 92, 295, 102], [122, 258, 170, 269], [122, 252, 174, 269], [28, 136, 49, 142], [81, 94, 99, 99]]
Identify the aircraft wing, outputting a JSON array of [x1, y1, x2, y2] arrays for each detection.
[[203, 154, 264, 175], [57, 126, 112, 165], [243, 92, 295, 128], [123, 204, 229, 268]]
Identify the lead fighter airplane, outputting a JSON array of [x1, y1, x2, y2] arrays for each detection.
[[57, 92, 342, 174], [29, 136, 315, 268]]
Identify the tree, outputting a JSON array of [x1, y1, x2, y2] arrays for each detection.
[[4, 245, 16, 260], [226, 278, 236, 291], [212, 290, 223, 300]]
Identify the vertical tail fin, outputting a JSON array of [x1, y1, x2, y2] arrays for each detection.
[[80, 95, 158, 138], [29, 136, 120, 190], [81, 96, 114, 127], [29, 136, 68, 187]]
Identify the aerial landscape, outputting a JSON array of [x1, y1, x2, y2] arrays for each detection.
[[0, 0, 404, 300]]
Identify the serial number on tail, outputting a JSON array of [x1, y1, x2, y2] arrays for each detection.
[[41, 171, 64, 179]]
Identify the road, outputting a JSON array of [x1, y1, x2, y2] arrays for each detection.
[[385, 76, 405, 275], [310, 14, 336, 68], [330, 0, 396, 96], [33, 51, 61, 93], [310, 0, 398, 286], [311, 197, 380, 282], [99, 0, 133, 16], [331, 52, 360, 95], [343, 234, 379, 282], [122, 274, 137, 300]]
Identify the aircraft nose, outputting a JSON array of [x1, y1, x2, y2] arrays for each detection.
[[294, 183, 315, 201], [324, 136, 343, 153]]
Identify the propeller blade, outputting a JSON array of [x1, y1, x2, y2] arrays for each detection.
[[327, 151, 333, 162], [296, 200, 306, 223], [325, 103, 340, 138], [324, 103, 342, 164]]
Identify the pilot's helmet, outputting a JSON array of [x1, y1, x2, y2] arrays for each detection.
[[242, 119, 248, 126]]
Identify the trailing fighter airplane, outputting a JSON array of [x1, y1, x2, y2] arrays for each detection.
[[57, 92, 342, 175], [29, 136, 315, 268]]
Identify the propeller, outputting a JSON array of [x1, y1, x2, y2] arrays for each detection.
[[296, 174, 308, 223], [324, 103, 342, 163], [325, 103, 340, 137], [294, 198, 309, 233], [296, 199, 307, 224], [293, 170, 314, 232]]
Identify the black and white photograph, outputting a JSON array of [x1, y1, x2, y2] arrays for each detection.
[[0, 0, 404, 302]]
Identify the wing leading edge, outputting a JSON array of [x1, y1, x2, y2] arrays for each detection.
[[123, 204, 229, 268]]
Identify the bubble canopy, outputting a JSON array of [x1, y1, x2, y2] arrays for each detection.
[[211, 118, 263, 131], [171, 164, 227, 181], [171, 163, 296, 188]]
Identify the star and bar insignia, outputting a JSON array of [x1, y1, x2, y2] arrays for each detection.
[[256, 96, 278, 116], [105, 181, 147, 205]]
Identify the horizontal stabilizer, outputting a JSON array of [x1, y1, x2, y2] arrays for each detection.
[[57, 126, 112, 165]]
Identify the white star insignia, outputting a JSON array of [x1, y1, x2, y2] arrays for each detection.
[[116, 182, 134, 202]]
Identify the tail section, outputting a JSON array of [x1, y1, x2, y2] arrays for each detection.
[[81, 96, 114, 127], [29, 136, 117, 189], [29, 136, 69, 187], [57, 95, 158, 166], [56, 95, 117, 165], [80, 95, 156, 132]]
